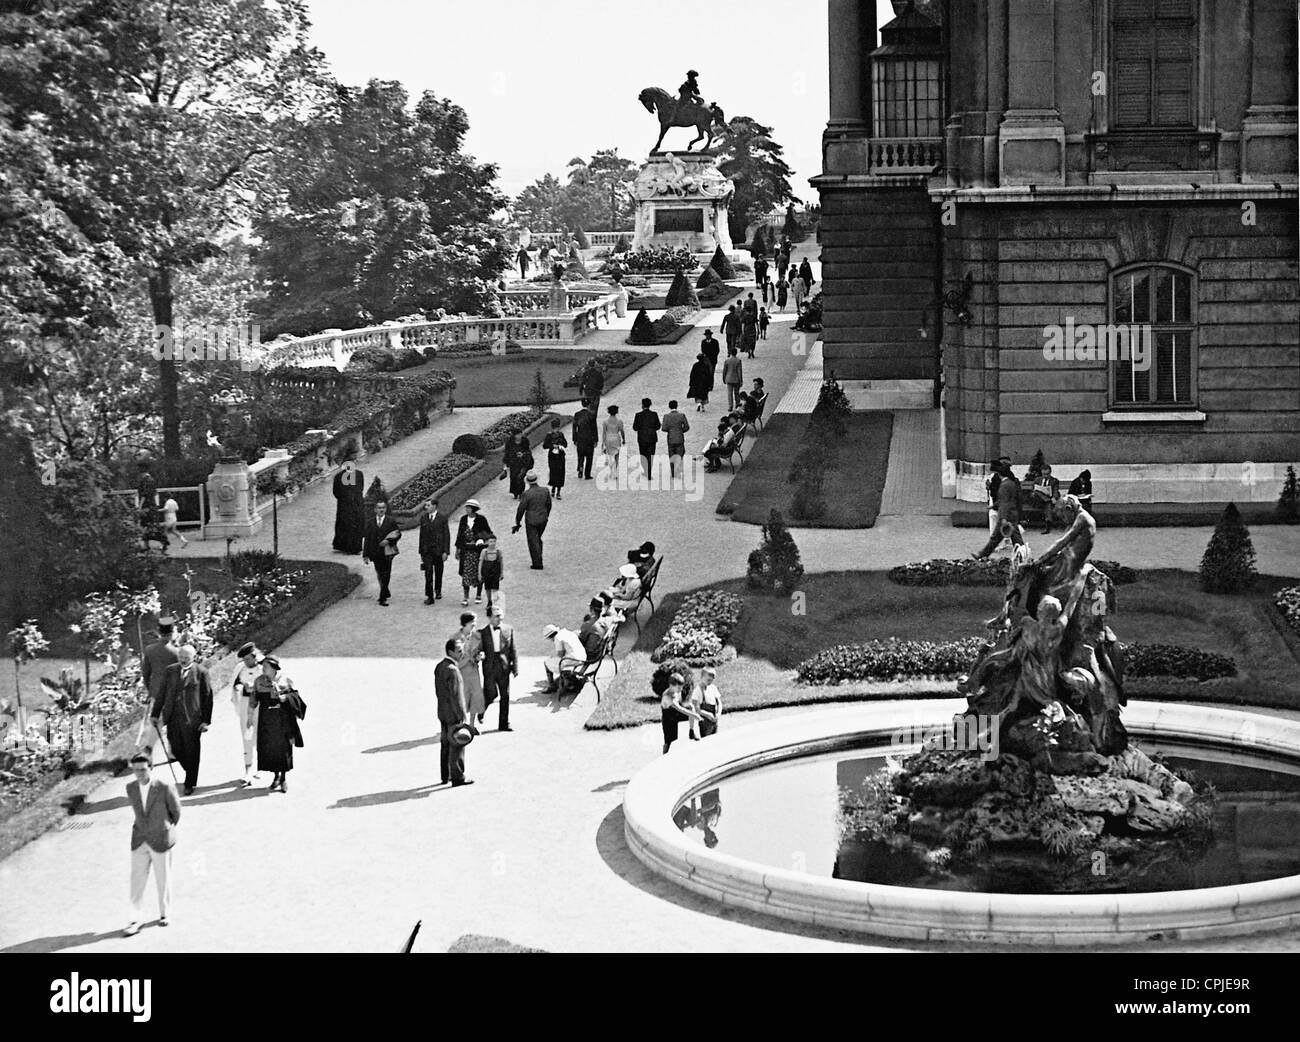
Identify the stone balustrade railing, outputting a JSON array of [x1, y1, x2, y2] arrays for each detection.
[[261, 291, 622, 369], [868, 136, 944, 174], [528, 231, 634, 248]]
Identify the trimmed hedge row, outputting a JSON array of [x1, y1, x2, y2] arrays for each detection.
[[388, 454, 481, 512], [650, 590, 743, 665], [887, 557, 1139, 587], [796, 639, 1236, 685]]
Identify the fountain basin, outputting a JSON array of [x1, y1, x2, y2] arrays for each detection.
[[622, 699, 1300, 944]]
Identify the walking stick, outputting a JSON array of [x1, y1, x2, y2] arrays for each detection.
[[400, 920, 422, 953], [152, 718, 180, 786]]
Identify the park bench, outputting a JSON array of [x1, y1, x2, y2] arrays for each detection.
[[559, 620, 622, 702], [629, 555, 664, 636], [747, 391, 769, 432]]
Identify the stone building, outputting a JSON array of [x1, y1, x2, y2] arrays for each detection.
[[812, 0, 1299, 504]]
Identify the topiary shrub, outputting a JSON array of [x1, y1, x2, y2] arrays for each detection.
[[1199, 502, 1258, 593], [695, 265, 724, 291], [1277, 464, 1300, 523], [708, 244, 736, 280], [782, 203, 804, 242], [664, 269, 699, 309], [451, 433, 487, 459], [527, 369, 551, 415], [629, 308, 655, 345], [650, 658, 696, 699], [363, 475, 389, 507], [229, 549, 283, 579], [613, 233, 630, 253], [746, 508, 804, 592]]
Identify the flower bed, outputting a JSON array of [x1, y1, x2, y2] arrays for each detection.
[[1275, 585, 1300, 637], [561, 350, 641, 388], [479, 409, 547, 450], [620, 247, 699, 273], [887, 558, 1139, 587], [650, 590, 743, 665], [388, 454, 480, 512], [796, 638, 1235, 685]]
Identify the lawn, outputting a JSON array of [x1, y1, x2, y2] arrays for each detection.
[[399, 349, 656, 407], [718, 412, 894, 528], [583, 569, 1300, 730]]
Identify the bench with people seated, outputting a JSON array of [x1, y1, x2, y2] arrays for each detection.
[[560, 623, 621, 702]]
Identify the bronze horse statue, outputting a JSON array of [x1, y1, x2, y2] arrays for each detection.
[[638, 87, 726, 153]]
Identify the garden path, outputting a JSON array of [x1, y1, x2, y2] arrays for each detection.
[[3, 242, 1300, 953]]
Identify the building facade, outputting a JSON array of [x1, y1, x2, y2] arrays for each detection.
[[813, 0, 1299, 504]]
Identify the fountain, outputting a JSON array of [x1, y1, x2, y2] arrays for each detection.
[[623, 498, 1300, 943]]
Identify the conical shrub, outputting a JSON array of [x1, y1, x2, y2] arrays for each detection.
[[746, 508, 805, 592], [628, 308, 655, 345], [1199, 502, 1258, 593], [695, 264, 724, 290], [665, 269, 699, 309], [708, 244, 736, 280], [1277, 464, 1300, 523]]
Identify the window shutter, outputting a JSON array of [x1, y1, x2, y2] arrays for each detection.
[[1114, 25, 1152, 127], [1154, 30, 1193, 125]]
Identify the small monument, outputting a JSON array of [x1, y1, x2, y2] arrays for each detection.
[[204, 389, 264, 540], [632, 72, 735, 256]]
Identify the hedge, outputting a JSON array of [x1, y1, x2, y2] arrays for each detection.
[[887, 557, 1139, 587], [796, 639, 1235, 685], [388, 454, 481, 512]]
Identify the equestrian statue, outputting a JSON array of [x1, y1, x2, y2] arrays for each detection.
[[638, 69, 727, 153]]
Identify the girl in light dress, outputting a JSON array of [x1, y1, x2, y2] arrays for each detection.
[[600, 404, 625, 479]]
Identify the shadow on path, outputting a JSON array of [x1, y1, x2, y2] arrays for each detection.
[[329, 784, 445, 809], [1, 929, 123, 953], [363, 735, 441, 754]]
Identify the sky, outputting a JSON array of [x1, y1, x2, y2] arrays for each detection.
[[305, 1, 897, 204]]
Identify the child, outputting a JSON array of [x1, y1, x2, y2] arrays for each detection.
[[478, 535, 504, 610], [758, 307, 770, 340], [161, 495, 187, 546]]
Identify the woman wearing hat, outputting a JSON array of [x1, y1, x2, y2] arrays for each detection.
[[455, 500, 493, 606], [453, 611, 486, 731], [543, 417, 567, 500], [607, 562, 642, 614], [253, 656, 306, 793], [503, 432, 534, 500]]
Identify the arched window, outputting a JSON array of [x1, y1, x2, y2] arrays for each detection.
[[1111, 265, 1196, 406]]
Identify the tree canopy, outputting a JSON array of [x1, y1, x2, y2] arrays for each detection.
[[713, 116, 798, 245], [511, 147, 636, 233]]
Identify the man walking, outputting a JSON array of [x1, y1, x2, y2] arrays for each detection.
[[513, 471, 552, 569], [722, 346, 744, 411], [632, 397, 661, 479], [700, 329, 720, 372], [141, 615, 178, 718], [435, 638, 472, 787], [578, 362, 604, 415], [720, 304, 740, 353], [418, 497, 451, 603], [230, 641, 261, 786], [974, 460, 1022, 559], [662, 400, 690, 480], [154, 645, 213, 795], [479, 605, 518, 732], [572, 399, 598, 480], [362, 498, 401, 606], [123, 751, 181, 936]]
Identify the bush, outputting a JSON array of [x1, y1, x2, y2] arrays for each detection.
[[388, 454, 481, 512], [478, 410, 544, 450], [395, 347, 425, 370], [665, 270, 699, 309], [751, 225, 768, 256], [708, 245, 736, 280], [622, 246, 698, 273], [451, 433, 487, 459], [347, 345, 397, 372], [695, 265, 724, 290], [887, 558, 1139, 587], [629, 308, 655, 345], [783, 204, 804, 242], [613, 233, 630, 253], [527, 369, 551, 414], [650, 590, 743, 664], [1124, 643, 1237, 680], [650, 659, 696, 699], [789, 473, 827, 520], [228, 550, 283, 579], [1276, 585, 1300, 636], [746, 509, 804, 592], [1199, 503, 1257, 593], [1277, 464, 1300, 523], [364, 476, 389, 507]]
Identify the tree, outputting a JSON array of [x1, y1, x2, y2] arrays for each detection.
[[512, 173, 567, 231], [747, 509, 804, 592], [1277, 465, 1300, 523], [709, 245, 736, 281], [2, 0, 329, 457], [665, 270, 699, 309], [1199, 503, 1258, 593], [714, 117, 797, 246], [527, 369, 551, 415], [252, 81, 512, 336], [582, 148, 637, 231]]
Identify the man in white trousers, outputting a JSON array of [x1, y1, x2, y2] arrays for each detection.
[[230, 641, 262, 785], [124, 751, 181, 936]]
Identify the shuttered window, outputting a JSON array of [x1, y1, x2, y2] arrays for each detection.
[[1112, 266, 1195, 406], [1112, 0, 1196, 128]]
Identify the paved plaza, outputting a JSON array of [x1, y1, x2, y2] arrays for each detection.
[[3, 246, 1300, 953]]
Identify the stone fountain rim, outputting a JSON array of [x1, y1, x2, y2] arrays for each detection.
[[621, 698, 1300, 945]]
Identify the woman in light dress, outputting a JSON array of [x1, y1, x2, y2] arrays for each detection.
[[600, 404, 626, 477], [453, 611, 486, 732]]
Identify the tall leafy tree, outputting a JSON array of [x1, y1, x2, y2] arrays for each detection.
[[2, 0, 327, 458], [252, 80, 512, 336], [512, 173, 567, 232], [578, 148, 636, 232], [713, 116, 797, 244]]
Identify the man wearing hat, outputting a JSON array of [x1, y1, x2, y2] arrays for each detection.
[[542, 623, 586, 696], [141, 616, 179, 719], [230, 642, 262, 786], [513, 471, 552, 570], [153, 644, 213, 795], [434, 638, 472, 786]]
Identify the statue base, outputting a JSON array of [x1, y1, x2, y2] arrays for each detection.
[[631, 152, 735, 256], [204, 457, 264, 541]]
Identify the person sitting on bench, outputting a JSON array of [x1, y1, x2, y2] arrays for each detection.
[[1030, 463, 1061, 534], [542, 623, 586, 695], [701, 414, 740, 472], [606, 563, 642, 614]]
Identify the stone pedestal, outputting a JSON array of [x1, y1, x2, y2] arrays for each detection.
[[204, 456, 263, 540], [548, 280, 569, 312], [631, 152, 735, 255]]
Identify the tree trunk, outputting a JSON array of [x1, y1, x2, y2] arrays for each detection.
[[149, 267, 181, 458]]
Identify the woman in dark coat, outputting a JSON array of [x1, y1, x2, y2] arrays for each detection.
[[798, 257, 814, 290], [542, 418, 568, 499], [776, 276, 789, 312], [254, 656, 305, 793], [455, 500, 493, 606], [740, 309, 758, 358], [503, 433, 534, 499], [331, 466, 365, 553], [688, 353, 713, 412]]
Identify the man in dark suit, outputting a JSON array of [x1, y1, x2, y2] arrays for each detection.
[[572, 399, 598, 480], [974, 461, 1023, 559], [362, 498, 401, 606], [418, 497, 451, 604], [435, 638, 471, 786], [153, 645, 213, 795], [141, 616, 178, 718], [578, 362, 604, 414], [512, 472, 552, 569], [632, 397, 661, 480], [123, 751, 181, 935], [479, 605, 518, 732]]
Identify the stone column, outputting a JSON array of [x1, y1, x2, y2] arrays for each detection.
[[823, 0, 875, 175], [998, 0, 1065, 185], [1242, 0, 1299, 181]]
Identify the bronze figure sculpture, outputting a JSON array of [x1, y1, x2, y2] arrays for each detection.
[[638, 79, 726, 153]]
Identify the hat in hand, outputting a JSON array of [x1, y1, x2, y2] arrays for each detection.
[[450, 723, 474, 746]]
